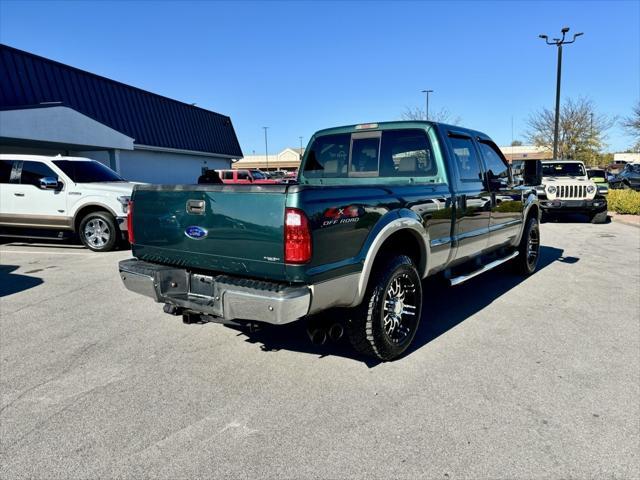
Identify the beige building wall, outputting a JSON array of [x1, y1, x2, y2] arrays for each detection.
[[499, 145, 553, 163], [233, 148, 303, 171]]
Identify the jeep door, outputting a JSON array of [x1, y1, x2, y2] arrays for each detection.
[[477, 140, 522, 248], [445, 132, 491, 261]]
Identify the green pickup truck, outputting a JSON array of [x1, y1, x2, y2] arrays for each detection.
[[119, 121, 542, 361]]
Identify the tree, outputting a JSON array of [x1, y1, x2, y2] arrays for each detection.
[[510, 140, 523, 146], [401, 106, 462, 125], [525, 97, 615, 166], [622, 101, 640, 152]]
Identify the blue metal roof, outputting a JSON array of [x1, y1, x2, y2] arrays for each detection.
[[0, 44, 243, 157]]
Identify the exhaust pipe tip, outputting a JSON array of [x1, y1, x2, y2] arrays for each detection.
[[307, 328, 327, 345], [328, 323, 344, 342]]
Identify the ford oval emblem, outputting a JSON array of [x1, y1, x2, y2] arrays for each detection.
[[184, 226, 208, 240]]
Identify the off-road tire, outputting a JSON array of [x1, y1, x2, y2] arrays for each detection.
[[513, 215, 540, 276], [346, 255, 422, 361], [590, 210, 608, 224], [78, 211, 118, 252]]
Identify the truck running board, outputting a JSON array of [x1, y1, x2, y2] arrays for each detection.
[[449, 251, 519, 286]]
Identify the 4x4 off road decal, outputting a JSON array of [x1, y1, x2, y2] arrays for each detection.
[[321, 205, 364, 227]]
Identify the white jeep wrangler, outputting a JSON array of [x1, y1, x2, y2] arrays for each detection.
[[0, 154, 136, 251], [539, 160, 608, 223]]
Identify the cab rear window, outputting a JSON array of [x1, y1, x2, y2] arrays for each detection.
[[302, 129, 441, 183], [303, 134, 350, 179]]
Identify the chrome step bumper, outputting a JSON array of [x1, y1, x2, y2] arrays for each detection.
[[119, 259, 310, 325]]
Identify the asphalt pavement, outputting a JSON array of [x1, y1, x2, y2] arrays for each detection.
[[1, 220, 639, 479]]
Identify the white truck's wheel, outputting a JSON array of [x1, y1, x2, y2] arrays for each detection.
[[79, 211, 118, 252]]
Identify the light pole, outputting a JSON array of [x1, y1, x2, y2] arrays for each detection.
[[421, 89, 433, 120], [538, 27, 583, 159], [590, 112, 594, 166], [298, 136, 304, 159], [262, 126, 269, 171]]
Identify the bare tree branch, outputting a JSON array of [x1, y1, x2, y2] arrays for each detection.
[[401, 106, 462, 125], [525, 97, 616, 166], [622, 100, 640, 151]]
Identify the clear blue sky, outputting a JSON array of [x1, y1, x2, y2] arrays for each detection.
[[1, 0, 638, 155]]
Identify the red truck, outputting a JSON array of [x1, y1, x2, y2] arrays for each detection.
[[217, 169, 279, 184]]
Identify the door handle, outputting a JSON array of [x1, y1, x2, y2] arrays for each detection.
[[14, 193, 25, 197], [186, 199, 205, 214]]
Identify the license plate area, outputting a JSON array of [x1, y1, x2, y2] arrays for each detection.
[[188, 273, 224, 317], [157, 269, 189, 296], [190, 273, 215, 297]]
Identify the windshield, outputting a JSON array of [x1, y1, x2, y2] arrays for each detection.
[[629, 164, 640, 173], [587, 169, 605, 178], [53, 160, 125, 183], [250, 170, 266, 179], [542, 162, 586, 177]]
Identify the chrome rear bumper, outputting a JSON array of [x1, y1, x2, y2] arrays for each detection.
[[119, 259, 310, 325]]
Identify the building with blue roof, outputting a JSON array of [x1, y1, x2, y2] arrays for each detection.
[[0, 44, 243, 184]]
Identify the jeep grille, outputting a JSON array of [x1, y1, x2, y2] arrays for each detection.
[[557, 185, 586, 199]]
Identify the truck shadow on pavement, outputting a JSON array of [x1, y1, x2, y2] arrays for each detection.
[[0, 238, 131, 250], [231, 246, 574, 367], [0, 265, 44, 297], [543, 213, 611, 224]]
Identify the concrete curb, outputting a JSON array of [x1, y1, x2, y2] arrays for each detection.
[[609, 212, 640, 228]]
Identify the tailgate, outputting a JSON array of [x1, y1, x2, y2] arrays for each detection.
[[131, 184, 288, 281]]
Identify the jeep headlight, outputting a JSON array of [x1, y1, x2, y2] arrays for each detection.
[[586, 185, 596, 194], [117, 196, 131, 213], [546, 185, 557, 194]]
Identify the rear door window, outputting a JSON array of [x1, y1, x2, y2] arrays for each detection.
[[0, 160, 15, 183], [449, 135, 484, 182]]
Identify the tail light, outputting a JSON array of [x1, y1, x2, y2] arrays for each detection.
[[127, 201, 134, 244], [285, 208, 311, 263]]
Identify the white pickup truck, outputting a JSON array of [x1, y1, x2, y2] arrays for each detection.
[[0, 154, 136, 251]]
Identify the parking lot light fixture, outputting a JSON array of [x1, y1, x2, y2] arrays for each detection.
[[538, 27, 584, 160]]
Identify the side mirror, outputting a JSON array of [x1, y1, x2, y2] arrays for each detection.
[[39, 176, 60, 190], [487, 175, 509, 190], [523, 160, 542, 186]]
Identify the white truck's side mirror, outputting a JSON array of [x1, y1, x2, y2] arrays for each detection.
[[39, 176, 60, 190]]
